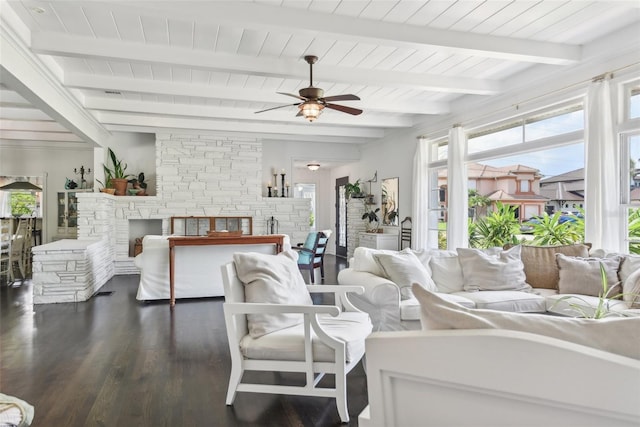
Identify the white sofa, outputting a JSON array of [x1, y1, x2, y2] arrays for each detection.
[[359, 285, 640, 427], [134, 234, 290, 301], [359, 329, 640, 427], [338, 245, 640, 331]]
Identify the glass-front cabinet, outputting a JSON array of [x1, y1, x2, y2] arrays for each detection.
[[57, 190, 89, 238]]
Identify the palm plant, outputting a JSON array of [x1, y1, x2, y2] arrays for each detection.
[[529, 212, 583, 246], [470, 202, 520, 248], [628, 208, 640, 254]]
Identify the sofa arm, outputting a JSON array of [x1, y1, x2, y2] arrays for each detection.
[[337, 268, 402, 331]]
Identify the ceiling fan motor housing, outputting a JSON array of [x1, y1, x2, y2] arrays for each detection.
[[299, 87, 324, 100]]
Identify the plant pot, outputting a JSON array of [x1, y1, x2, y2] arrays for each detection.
[[100, 188, 116, 195], [111, 178, 129, 196]]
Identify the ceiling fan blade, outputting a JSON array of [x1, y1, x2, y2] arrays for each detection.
[[277, 92, 307, 101], [322, 94, 360, 102], [255, 103, 301, 114], [325, 103, 363, 116]]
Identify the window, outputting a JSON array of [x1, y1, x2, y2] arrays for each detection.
[[630, 88, 640, 119], [519, 180, 530, 193], [468, 105, 583, 155]]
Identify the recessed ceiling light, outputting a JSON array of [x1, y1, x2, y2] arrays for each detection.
[[31, 7, 46, 14]]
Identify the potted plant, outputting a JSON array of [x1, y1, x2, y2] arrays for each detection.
[[128, 172, 147, 196], [345, 179, 365, 199], [103, 148, 132, 195], [96, 166, 116, 195], [362, 207, 381, 232]]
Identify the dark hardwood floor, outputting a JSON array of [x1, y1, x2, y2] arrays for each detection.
[[1, 255, 369, 426]]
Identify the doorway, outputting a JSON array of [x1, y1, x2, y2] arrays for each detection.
[[335, 176, 348, 258]]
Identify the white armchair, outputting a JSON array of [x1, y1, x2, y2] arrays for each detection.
[[221, 259, 372, 423]]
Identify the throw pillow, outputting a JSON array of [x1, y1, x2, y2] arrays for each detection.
[[509, 244, 590, 290], [619, 254, 640, 284], [351, 246, 397, 276], [556, 254, 622, 297], [233, 250, 312, 338], [457, 245, 531, 292], [412, 284, 640, 360], [428, 250, 465, 293], [373, 250, 437, 300], [622, 268, 640, 308]]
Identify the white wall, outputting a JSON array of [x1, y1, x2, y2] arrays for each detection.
[[0, 144, 93, 243]]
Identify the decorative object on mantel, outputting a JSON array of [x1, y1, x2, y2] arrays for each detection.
[[267, 169, 289, 197], [102, 148, 132, 196], [64, 178, 78, 189], [128, 172, 147, 196], [74, 165, 91, 189], [267, 216, 279, 234]]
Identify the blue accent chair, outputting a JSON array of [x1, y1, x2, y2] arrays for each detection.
[[294, 231, 329, 283]]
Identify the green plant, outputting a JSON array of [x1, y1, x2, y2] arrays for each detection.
[[345, 179, 362, 199], [362, 208, 380, 223], [103, 148, 132, 180], [469, 202, 520, 248], [468, 189, 491, 221], [629, 208, 640, 254], [529, 212, 583, 246], [128, 172, 147, 189], [10, 193, 35, 217], [550, 262, 635, 319], [96, 165, 114, 189]]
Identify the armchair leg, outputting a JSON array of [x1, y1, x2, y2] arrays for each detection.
[[335, 372, 349, 423], [226, 364, 243, 405], [320, 263, 325, 279], [309, 268, 315, 284]]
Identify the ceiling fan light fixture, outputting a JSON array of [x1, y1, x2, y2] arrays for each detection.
[[299, 101, 324, 122], [307, 163, 320, 171]]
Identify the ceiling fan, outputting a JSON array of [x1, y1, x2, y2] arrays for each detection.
[[255, 55, 362, 122]]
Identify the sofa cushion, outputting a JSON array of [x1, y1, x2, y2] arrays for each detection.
[[400, 293, 476, 321], [556, 254, 623, 297], [233, 250, 312, 338], [514, 244, 590, 290], [373, 250, 437, 299], [452, 290, 546, 313], [240, 311, 371, 363], [545, 294, 630, 317], [412, 284, 640, 360], [428, 251, 465, 293], [457, 246, 531, 292]]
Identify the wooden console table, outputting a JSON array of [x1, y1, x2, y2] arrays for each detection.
[[168, 235, 285, 308]]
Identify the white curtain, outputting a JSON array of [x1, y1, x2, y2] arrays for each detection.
[[447, 126, 468, 250], [585, 78, 622, 252], [412, 138, 429, 249]]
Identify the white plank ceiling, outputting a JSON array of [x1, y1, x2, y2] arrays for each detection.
[[1, 0, 639, 147]]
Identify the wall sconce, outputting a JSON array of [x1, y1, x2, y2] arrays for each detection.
[[307, 163, 320, 171]]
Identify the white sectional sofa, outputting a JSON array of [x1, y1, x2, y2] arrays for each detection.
[[359, 285, 640, 427], [337, 244, 640, 331]]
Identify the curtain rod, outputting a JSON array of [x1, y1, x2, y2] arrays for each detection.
[[417, 61, 639, 140]]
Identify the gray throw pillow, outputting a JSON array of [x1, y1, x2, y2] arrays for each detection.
[[556, 254, 622, 297]]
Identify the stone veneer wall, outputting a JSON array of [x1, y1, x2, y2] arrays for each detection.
[[347, 198, 367, 259], [32, 238, 112, 303], [78, 134, 310, 276]]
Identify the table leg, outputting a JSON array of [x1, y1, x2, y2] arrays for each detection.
[[169, 245, 175, 308]]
